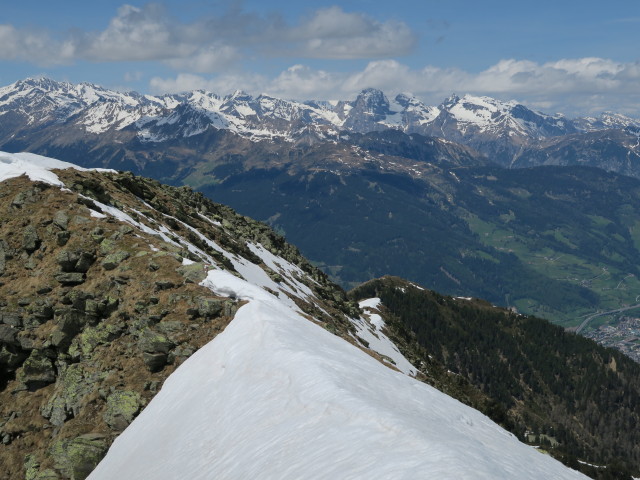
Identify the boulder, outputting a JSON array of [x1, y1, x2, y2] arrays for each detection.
[[51, 433, 109, 480], [56, 251, 81, 273], [197, 297, 224, 318], [53, 211, 70, 231], [41, 364, 105, 426], [0, 312, 22, 327], [54, 273, 85, 286], [16, 350, 56, 390], [142, 352, 168, 372], [22, 225, 41, 253], [101, 251, 130, 270], [56, 231, 71, 246], [0, 325, 19, 347], [138, 328, 174, 354], [75, 252, 95, 273], [103, 391, 142, 431]]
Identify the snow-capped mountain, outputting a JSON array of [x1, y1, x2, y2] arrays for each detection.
[[2, 77, 640, 176], [0, 152, 590, 479], [574, 112, 640, 133], [1, 77, 634, 145]]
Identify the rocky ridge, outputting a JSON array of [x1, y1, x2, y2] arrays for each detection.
[[0, 154, 359, 479]]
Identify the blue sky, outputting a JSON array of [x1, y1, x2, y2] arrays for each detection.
[[1, 0, 640, 116]]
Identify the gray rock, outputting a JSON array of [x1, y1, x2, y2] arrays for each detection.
[[57, 250, 95, 273], [29, 302, 54, 322], [0, 312, 22, 327], [0, 325, 19, 347], [51, 433, 109, 480], [101, 251, 130, 270], [103, 391, 142, 431], [11, 188, 39, 209], [22, 225, 40, 252], [53, 211, 69, 231], [154, 280, 175, 291], [56, 250, 80, 272], [176, 262, 206, 284], [91, 227, 105, 243], [62, 291, 93, 311], [17, 350, 56, 390], [75, 252, 95, 273], [54, 272, 85, 285], [56, 231, 71, 246], [142, 352, 168, 372], [138, 328, 174, 354], [0, 345, 28, 370], [197, 297, 224, 318], [41, 364, 105, 427]]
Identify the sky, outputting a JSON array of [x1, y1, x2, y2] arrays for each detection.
[[1, 0, 640, 116]]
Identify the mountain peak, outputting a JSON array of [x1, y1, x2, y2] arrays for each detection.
[[15, 76, 69, 91]]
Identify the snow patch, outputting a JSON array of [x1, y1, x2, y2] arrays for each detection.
[[0, 151, 115, 186]]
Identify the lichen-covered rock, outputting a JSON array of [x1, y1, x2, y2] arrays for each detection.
[[100, 251, 130, 270], [98, 238, 116, 255], [103, 391, 142, 431], [176, 262, 207, 284], [69, 323, 124, 359], [41, 364, 105, 427], [0, 345, 28, 373], [51, 434, 109, 480], [24, 454, 52, 480], [51, 310, 88, 349], [197, 297, 224, 318], [138, 328, 174, 354], [16, 350, 56, 390]]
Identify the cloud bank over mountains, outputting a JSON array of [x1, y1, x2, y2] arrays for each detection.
[[150, 57, 640, 116]]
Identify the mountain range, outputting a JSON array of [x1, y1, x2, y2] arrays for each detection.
[[2, 77, 640, 331], [1, 77, 639, 176], [3, 152, 640, 478]]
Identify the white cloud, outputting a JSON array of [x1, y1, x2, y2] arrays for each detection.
[[81, 4, 190, 61], [149, 57, 640, 116], [0, 4, 416, 71], [149, 72, 268, 95], [0, 24, 75, 66], [165, 46, 238, 73], [290, 7, 416, 59]]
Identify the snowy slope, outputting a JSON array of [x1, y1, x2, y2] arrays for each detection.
[[89, 275, 586, 479], [0, 151, 587, 478]]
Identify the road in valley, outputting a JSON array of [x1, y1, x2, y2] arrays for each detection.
[[574, 304, 640, 334]]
